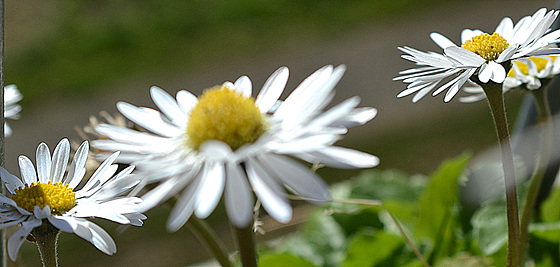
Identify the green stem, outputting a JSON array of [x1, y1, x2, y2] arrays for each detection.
[[164, 197, 232, 267], [186, 218, 232, 267], [518, 87, 553, 260], [233, 223, 257, 267], [482, 82, 521, 267], [31, 222, 60, 267]]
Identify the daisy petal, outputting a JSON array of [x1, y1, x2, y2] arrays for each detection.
[[246, 158, 292, 223], [18, 156, 37, 185], [36, 143, 52, 183], [224, 162, 254, 228], [260, 154, 331, 203]]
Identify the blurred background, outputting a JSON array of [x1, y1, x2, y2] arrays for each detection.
[[3, 0, 554, 265]]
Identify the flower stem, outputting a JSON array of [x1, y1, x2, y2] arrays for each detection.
[[186, 218, 232, 267], [31, 222, 60, 267], [482, 82, 521, 267], [518, 87, 552, 260], [233, 223, 257, 267]]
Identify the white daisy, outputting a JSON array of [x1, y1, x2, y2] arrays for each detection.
[[460, 55, 560, 102], [0, 138, 145, 261], [93, 65, 379, 231], [5, 84, 22, 136], [395, 8, 560, 102]]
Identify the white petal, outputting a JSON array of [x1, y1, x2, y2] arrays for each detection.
[[8, 219, 41, 261], [256, 67, 289, 113], [166, 178, 202, 232], [35, 143, 52, 183], [234, 76, 253, 98], [150, 86, 188, 127], [461, 29, 483, 44], [260, 154, 330, 203], [0, 167, 23, 194], [176, 90, 198, 115], [224, 162, 254, 228], [430, 32, 456, 49], [50, 139, 70, 183], [65, 140, 89, 187], [48, 216, 74, 233], [299, 147, 379, 169], [77, 152, 119, 197], [74, 220, 117, 255], [246, 158, 292, 223], [194, 162, 225, 219], [17, 156, 37, 185], [444, 46, 485, 67], [117, 102, 184, 137]]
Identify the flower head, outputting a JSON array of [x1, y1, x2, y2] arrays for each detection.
[[5, 85, 22, 136], [0, 138, 145, 260], [395, 8, 560, 102], [460, 55, 560, 102], [93, 65, 379, 230]]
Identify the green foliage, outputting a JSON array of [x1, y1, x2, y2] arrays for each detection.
[[415, 153, 471, 261], [342, 231, 402, 267], [471, 202, 508, 255], [541, 185, 560, 223], [260, 153, 560, 266], [259, 253, 316, 267]]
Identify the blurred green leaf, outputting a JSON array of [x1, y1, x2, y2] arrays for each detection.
[[342, 231, 402, 267], [529, 222, 560, 243], [278, 211, 346, 267], [416, 153, 471, 258], [541, 186, 560, 223], [471, 202, 507, 255], [351, 170, 426, 202], [259, 253, 317, 267]]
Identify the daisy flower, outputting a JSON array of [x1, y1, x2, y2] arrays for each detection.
[[460, 55, 560, 102], [0, 138, 145, 261], [395, 8, 560, 102], [93, 65, 379, 231], [5, 84, 22, 136]]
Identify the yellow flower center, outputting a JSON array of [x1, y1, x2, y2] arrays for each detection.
[[461, 33, 510, 61], [186, 86, 267, 151], [508, 56, 556, 77], [11, 181, 76, 215]]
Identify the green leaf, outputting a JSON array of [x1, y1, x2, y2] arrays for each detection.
[[278, 211, 346, 266], [259, 253, 317, 267], [541, 186, 560, 223], [350, 170, 426, 202], [529, 222, 560, 242], [471, 202, 508, 255], [415, 153, 471, 256], [342, 231, 402, 267]]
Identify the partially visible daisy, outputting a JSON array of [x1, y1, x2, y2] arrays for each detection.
[[0, 138, 145, 261], [5, 84, 22, 136], [93, 65, 379, 231], [395, 8, 560, 102], [461, 55, 560, 102]]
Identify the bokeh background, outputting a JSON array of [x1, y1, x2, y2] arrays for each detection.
[[3, 0, 554, 265]]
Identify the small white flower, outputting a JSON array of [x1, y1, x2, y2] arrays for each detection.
[[395, 8, 560, 102], [460, 55, 560, 102], [93, 65, 379, 230], [5, 85, 22, 136], [0, 138, 145, 261]]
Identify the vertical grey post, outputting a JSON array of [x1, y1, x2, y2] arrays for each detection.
[[0, 0, 6, 265]]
